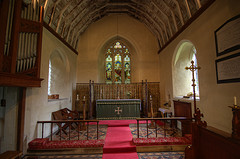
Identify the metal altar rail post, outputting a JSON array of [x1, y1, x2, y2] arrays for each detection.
[[37, 120, 99, 141], [136, 117, 191, 138]]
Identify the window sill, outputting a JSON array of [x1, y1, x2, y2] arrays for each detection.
[[48, 98, 68, 102], [173, 96, 200, 103]]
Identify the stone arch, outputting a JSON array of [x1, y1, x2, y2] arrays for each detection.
[[48, 49, 70, 98], [98, 36, 138, 83], [172, 40, 199, 98]]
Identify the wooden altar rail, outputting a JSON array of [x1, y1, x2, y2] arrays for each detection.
[[136, 117, 192, 138], [37, 120, 99, 141]]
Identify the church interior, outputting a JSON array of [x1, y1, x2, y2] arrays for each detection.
[[0, 0, 240, 158]]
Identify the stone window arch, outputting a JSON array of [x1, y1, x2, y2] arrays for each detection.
[[172, 41, 200, 98], [48, 49, 69, 99]]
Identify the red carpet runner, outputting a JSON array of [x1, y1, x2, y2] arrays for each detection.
[[102, 120, 139, 159]]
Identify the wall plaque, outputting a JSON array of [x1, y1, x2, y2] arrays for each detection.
[[215, 53, 240, 84], [215, 14, 240, 56]]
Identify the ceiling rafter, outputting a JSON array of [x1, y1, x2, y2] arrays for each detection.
[[194, 0, 201, 9], [40, 0, 214, 50], [130, 1, 169, 41], [48, 0, 61, 26], [59, 0, 86, 27], [172, 0, 184, 26], [161, 0, 178, 32], [55, 1, 72, 32], [184, 0, 192, 18], [151, 0, 173, 37], [127, 9, 164, 46]]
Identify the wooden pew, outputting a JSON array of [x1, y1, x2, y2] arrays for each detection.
[[0, 151, 22, 159], [185, 109, 240, 159]]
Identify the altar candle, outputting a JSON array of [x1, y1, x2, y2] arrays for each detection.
[[234, 96, 237, 105], [83, 96, 86, 102]]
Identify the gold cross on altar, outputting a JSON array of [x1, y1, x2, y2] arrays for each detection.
[[185, 60, 201, 113], [115, 106, 122, 115]]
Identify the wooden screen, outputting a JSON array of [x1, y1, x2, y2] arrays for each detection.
[[75, 81, 160, 118]]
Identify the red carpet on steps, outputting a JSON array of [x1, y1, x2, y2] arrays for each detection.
[[102, 120, 139, 159]]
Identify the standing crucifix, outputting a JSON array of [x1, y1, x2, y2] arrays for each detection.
[[185, 60, 201, 114]]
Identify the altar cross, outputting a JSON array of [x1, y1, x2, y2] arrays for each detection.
[[185, 60, 201, 113], [115, 106, 122, 115]]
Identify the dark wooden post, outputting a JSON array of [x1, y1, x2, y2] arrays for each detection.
[[89, 80, 92, 119], [36, 6, 44, 78], [141, 80, 144, 116], [17, 87, 26, 151], [145, 79, 148, 117], [229, 107, 240, 140], [10, 0, 22, 74], [0, 0, 10, 71]]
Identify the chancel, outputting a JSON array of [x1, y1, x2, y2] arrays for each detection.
[[0, 0, 240, 159]]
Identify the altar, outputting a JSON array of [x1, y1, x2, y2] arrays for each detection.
[[96, 99, 141, 119]]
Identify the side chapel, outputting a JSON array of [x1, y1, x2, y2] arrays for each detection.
[[0, 0, 240, 158]]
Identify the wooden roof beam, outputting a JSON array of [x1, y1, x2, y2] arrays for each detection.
[[161, 0, 178, 33], [151, 1, 173, 37], [195, 0, 201, 9], [129, 2, 169, 41], [55, 1, 72, 33], [184, 0, 192, 18], [173, 0, 184, 26]]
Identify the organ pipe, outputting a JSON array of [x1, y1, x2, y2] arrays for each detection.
[[16, 1, 41, 73]]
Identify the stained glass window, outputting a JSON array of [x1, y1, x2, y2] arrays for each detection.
[[114, 54, 122, 83], [106, 55, 112, 83], [124, 55, 130, 83], [105, 41, 131, 83]]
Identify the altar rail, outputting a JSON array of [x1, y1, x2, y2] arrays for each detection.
[[76, 81, 160, 118], [136, 117, 192, 138], [37, 120, 99, 141]]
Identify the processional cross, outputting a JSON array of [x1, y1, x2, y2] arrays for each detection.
[[115, 106, 122, 115], [185, 60, 201, 113]]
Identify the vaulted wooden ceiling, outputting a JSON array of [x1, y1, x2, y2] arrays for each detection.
[[36, 0, 214, 52]]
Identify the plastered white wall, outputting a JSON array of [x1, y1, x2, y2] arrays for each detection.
[[77, 14, 160, 83], [23, 28, 77, 152], [159, 0, 240, 133]]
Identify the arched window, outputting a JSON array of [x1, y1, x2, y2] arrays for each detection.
[[48, 50, 69, 99], [105, 41, 131, 84], [173, 41, 200, 98]]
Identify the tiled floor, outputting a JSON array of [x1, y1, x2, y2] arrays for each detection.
[[138, 151, 184, 159], [22, 152, 184, 159], [22, 154, 103, 159]]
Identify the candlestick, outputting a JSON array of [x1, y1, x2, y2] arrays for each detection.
[[76, 94, 79, 101], [234, 96, 237, 105], [83, 96, 86, 102]]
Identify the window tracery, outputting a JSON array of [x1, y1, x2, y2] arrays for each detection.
[[105, 42, 131, 84]]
